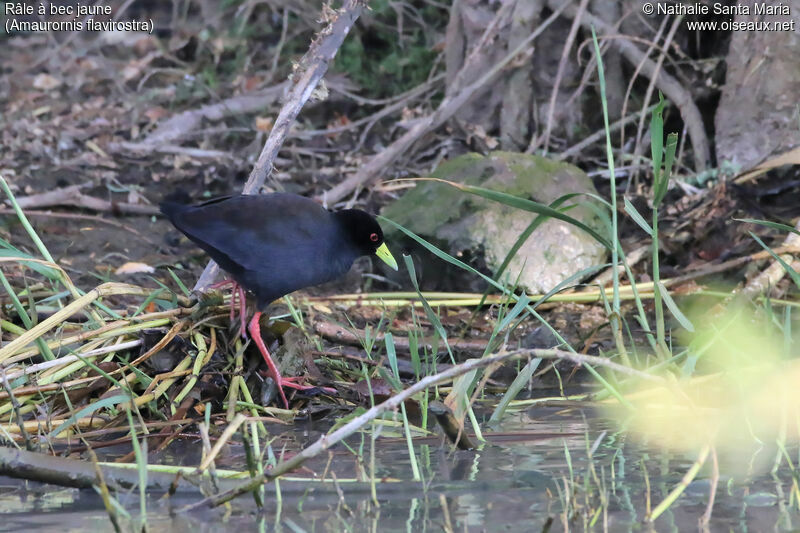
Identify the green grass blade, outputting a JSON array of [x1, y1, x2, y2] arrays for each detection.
[[749, 232, 800, 290], [591, 26, 628, 366], [488, 357, 541, 423], [409, 178, 611, 250], [125, 408, 148, 528], [168, 268, 192, 297], [662, 133, 678, 193], [383, 333, 404, 391], [656, 281, 694, 332], [0, 246, 61, 280], [736, 218, 800, 237], [650, 94, 665, 189], [402, 255, 455, 365], [381, 216, 633, 410], [132, 288, 166, 317], [48, 394, 129, 438], [623, 197, 653, 236]]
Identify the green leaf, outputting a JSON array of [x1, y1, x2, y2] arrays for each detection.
[[656, 281, 694, 332], [403, 254, 455, 364], [623, 197, 653, 236], [496, 293, 531, 333], [736, 218, 800, 238], [409, 178, 611, 250], [382, 333, 404, 391], [168, 268, 191, 297], [48, 394, 129, 438], [749, 232, 800, 290], [650, 93, 666, 186], [132, 288, 165, 317], [654, 132, 678, 206], [489, 357, 541, 424], [0, 246, 60, 280]]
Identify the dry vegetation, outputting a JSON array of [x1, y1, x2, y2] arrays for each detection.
[[1, 0, 800, 527]]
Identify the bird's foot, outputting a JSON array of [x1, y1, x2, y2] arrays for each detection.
[[248, 313, 337, 407], [248, 311, 289, 408], [276, 375, 337, 395]]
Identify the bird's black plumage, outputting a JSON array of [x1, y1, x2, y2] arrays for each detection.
[[161, 193, 394, 308]]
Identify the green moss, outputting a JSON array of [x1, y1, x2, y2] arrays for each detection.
[[383, 151, 602, 236]]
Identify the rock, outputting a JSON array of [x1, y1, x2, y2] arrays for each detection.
[[382, 152, 607, 293], [715, 0, 800, 169]]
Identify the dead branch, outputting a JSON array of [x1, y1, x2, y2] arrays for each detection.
[[194, 0, 368, 292], [110, 142, 236, 161], [631, 15, 683, 173], [139, 84, 287, 145], [553, 1, 710, 171], [312, 319, 489, 354], [540, 0, 589, 152], [323, 1, 570, 206], [0, 208, 154, 242], [13, 184, 159, 215]]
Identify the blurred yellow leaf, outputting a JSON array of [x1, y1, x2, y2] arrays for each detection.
[[606, 307, 799, 468]]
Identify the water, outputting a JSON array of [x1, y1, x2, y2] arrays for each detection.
[[1, 404, 798, 532]]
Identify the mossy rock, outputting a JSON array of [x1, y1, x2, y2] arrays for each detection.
[[382, 151, 607, 292]]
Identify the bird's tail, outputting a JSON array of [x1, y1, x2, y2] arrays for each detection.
[[159, 200, 186, 220], [159, 191, 193, 219]]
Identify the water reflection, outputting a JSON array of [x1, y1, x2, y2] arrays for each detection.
[[0, 404, 798, 532]]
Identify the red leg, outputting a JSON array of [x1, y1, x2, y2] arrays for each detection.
[[208, 279, 234, 290], [209, 279, 249, 338], [208, 279, 238, 323], [248, 311, 290, 408], [237, 284, 247, 338], [279, 376, 337, 394]]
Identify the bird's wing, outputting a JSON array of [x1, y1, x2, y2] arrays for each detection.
[[169, 194, 333, 273]]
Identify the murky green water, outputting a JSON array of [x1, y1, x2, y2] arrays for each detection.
[[1, 403, 798, 532]]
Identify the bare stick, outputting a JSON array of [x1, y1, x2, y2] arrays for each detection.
[[14, 184, 159, 215], [143, 85, 287, 145], [194, 0, 367, 292]]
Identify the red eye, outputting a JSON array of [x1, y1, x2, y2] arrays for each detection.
[[369, 232, 379, 242]]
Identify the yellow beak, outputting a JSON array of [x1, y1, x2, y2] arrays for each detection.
[[375, 242, 398, 271]]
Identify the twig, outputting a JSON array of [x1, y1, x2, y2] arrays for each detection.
[[196, 413, 246, 473], [619, 16, 669, 160], [194, 0, 367, 292], [741, 219, 800, 297], [557, 104, 661, 160], [700, 445, 719, 527], [111, 142, 236, 161]]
